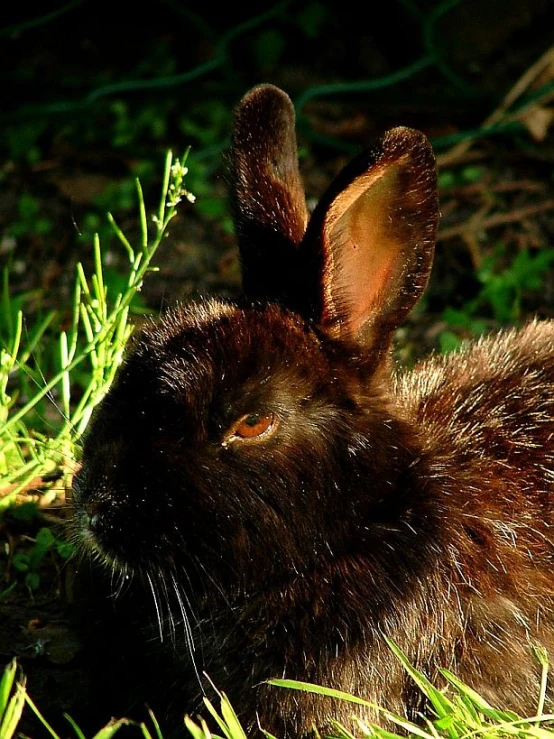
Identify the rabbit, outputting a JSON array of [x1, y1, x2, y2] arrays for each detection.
[[71, 83, 554, 738]]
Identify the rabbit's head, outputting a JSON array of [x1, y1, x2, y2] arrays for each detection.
[[72, 85, 439, 592]]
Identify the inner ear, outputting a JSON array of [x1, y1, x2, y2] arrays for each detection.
[[301, 127, 439, 358], [321, 162, 408, 338]]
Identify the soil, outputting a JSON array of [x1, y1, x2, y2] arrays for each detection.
[[2, 1, 554, 736]]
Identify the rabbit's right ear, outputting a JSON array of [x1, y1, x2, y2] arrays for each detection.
[[229, 84, 309, 302], [300, 126, 439, 366]]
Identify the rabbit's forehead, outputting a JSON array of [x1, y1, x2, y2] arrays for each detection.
[[137, 299, 327, 396], [151, 300, 319, 360], [181, 298, 238, 327]]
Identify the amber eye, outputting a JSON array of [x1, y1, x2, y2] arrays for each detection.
[[225, 412, 277, 444]]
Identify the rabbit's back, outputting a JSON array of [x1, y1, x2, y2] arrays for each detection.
[[399, 320, 554, 473], [395, 319, 554, 712]]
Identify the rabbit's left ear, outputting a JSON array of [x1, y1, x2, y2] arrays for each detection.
[[229, 84, 309, 302], [300, 126, 439, 360]]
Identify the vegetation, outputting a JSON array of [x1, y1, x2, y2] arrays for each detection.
[[0, 150, 193, 504], [2, 641, 554, 738]]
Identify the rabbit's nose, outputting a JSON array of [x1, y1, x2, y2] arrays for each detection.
[[72, 467, 119, 532], [82, 498, 117, 531], [84, 506, 104, 533]]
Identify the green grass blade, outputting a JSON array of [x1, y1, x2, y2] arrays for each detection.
[[23, 689, 62, 739], [202, 694, 248, 739], [92, 233, 106, 313], [60, 331, 71, 419], [0, 660, 17, 716], [0, 682, 26, 739], [219, 693, 248, 739], [17, 310, 57, 366], [144, 708, 165, 739], [533, 645, 550, 723], [268, 679, 378, 709], [2, 147, 195, 507], [91, 718, 133, 738], [107, 212, 135, 261], [202, 697, 234, 739], [157, 150, 173, 235], [61, 712, 86, 739], [383, 638, 455, 721], [136, 177, 148, 251], [185, 715, 213, 739]]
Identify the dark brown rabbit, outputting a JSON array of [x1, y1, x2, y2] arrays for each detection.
[[72, 84, 554, 738]]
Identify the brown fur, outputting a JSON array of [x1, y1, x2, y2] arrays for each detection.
[[72, 86, 554, 737]]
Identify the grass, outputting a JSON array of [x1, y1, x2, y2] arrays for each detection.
[[2, 640, 554, 739], [0, 147, 195, 734], [269, 640, 554, 739], [0, 659, 156, 739], [0, 148, 194, 507]]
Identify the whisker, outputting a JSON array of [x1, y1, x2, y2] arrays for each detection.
[[157, 570, 176, 645], [146, 571, 164, 642], [170, 571, 204, 693], [170, 571, 195, 652]]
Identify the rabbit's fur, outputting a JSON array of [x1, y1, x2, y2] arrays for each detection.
[[72, 85, 554, 737]]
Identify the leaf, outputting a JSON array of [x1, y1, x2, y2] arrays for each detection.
[[0, 582, 17, 602], [25, 571, 41, 591], [184, 715, 212, 739], [203, 695, 247, 739], [219, 693, 248, 739], [251, 29, 285, 68], [267, 679, 377, 708], [62, 713, 86, 739], [0, 660, 18, 718], [91, 718, 133, 739], [267, 677, 431, 738], [55, 540, 75, 559], [35, 526, 55, 550], [295, 2, 328, 37], [11, 553, 29, 572], [440, 669, 519, 723], [382, 638, 455, 721], [439, 330, 463, 354], [0, 682, 26, 739], [9, 501, 39, 522], [23, 689, 62, 739]]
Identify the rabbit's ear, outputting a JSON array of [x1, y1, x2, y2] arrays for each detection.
[[229, 84, 309, 301], [301, 127, 438, 359]]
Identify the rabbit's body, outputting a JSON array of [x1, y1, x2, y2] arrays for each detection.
[[201, 319, 554, 735], [396, 320, 554, 704], [72, 85, 554, 737]]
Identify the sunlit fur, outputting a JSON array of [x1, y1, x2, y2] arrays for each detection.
[[72, 305, 554, 737], [72, 85, 554, 738]]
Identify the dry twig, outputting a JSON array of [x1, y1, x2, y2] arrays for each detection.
[[438, 199, 554, 243], [437, 44, 554, 168]]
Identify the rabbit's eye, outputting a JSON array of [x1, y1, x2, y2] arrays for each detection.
[[225, 412, 277, 444]]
